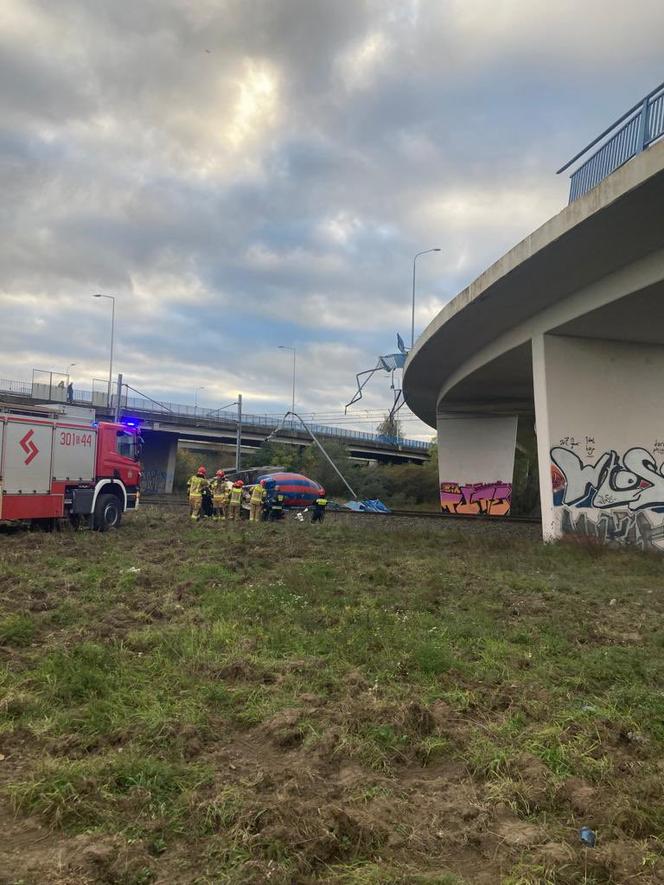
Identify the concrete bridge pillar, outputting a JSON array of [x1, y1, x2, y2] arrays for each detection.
[[140, 431, 178, 494], [533, 333, 664, 551], [437, 414, 517, 516]]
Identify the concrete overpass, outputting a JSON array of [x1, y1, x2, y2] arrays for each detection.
[[119, 405, 428, 492], [403, 133, 664, 550], [0, 380, 430, 493]]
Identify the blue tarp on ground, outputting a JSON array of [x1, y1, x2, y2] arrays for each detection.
[[344, 499, 391, 513]]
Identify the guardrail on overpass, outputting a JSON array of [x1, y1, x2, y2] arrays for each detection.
[[558, 81, 664, 202], [0, 377, 429, 452]]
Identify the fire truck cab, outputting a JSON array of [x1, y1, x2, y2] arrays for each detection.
[[0, 403, 141, 530]]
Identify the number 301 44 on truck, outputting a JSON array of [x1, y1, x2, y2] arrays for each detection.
[[0, 405, 141, 530]]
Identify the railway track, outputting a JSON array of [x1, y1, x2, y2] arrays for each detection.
[[141, 495, 541, 524]]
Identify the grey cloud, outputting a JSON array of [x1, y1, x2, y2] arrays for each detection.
[[1, 0, 663, 439]]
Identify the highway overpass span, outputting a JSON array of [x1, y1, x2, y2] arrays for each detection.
[[0, 381, 429, 494], [404, 137, 664, 550]]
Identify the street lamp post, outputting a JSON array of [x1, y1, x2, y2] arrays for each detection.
[[411, 248, 441, 351], [236, 393, 242, 472], [208, 397, 243, 470], [92, 294, 116, 407], [194, 386, 205, 414], [278, 346, 296, 416]]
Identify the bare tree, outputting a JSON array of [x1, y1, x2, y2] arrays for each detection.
[[376, 412, 402, 439]]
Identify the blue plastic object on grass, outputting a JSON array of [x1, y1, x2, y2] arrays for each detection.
[[363, 499, 391, 512], [344, 499, 391, 513], [579, 826, 596, 848]]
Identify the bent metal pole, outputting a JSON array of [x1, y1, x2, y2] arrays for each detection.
[[265, 410, 357, 499]]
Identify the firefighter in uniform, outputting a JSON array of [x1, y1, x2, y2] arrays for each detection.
[[222, 476, 233, 519], [311, 493, 328, 523], [268, 484, 285, 520], [187, 466, 209, 520], [210, 469, 227, 520], [229, 479, 244, 521], [249, 480, 266, 522]]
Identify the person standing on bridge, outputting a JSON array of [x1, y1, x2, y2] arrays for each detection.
[[187, 466, 209, 521]]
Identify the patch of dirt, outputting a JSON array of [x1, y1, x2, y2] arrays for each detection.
[[559, 776, 596, 816], [261, 707, 306, 748], [0, 814, 153, 885], [215, 658, 277, 684], [493, 810, 546, 849], [401, 701, 435, 736], [512, 752, 551, 810], [586, 838, 664, 883]]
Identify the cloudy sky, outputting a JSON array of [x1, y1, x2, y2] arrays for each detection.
[[1, 0, 663, 437]]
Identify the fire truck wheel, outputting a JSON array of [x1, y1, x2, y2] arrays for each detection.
[[94, 494, 122, 532]]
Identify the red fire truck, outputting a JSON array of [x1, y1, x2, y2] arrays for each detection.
[[0, 404, 141, 530]]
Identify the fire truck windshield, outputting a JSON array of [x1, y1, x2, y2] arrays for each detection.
[[116, 429, 140, 461]]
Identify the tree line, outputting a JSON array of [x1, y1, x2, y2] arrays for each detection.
[[175, 439, 439, 508]]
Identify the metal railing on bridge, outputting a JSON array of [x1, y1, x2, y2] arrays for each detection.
[[0, 377, 430, 452], [558, 81, 664, 202]]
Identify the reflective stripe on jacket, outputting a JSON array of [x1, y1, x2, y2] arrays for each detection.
[[230, 486, 243, 505], [250, 485, 265, 505], [188, 475, 208, 495]]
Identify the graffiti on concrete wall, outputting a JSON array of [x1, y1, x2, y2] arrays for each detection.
[[560, 508, 664, 552], [440, 481, 512, 516], [551, 444, 664, 551], [551, 446, 664, 511], [142, 468, 167, 494]]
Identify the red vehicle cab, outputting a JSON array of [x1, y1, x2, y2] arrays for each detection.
[[0, 406, 141, 530]]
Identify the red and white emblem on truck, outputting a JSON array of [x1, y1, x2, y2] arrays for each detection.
[[19, 429, 39, 465]]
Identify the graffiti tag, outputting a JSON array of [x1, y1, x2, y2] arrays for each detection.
[[142, 468, 168, 494], [551, 447, 664, 512], [561, 508, 664, 552], [440, 481, 512, 517]]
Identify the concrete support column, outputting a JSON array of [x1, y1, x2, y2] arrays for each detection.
[[437, 414, 517, 516], [533, 333, 664, 550], [141, 431, 178, 494]]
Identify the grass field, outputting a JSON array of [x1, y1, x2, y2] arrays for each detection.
[[1, 509, 663, 884]]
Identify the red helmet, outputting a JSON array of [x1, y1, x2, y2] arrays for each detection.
[[216, 470, 225, 478], [260, 479, 266, 486], [197, 466, 207, 476], [234, 479, 244, 487]]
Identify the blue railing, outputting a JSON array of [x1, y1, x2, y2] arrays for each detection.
[[558, 81, 664, 202], [0, 378, 430, 451]]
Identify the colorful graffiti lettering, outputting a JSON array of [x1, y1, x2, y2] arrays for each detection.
[[440, 481, 512, 517], [561, 508, 664, 552], [551, 447, 664, 512]]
